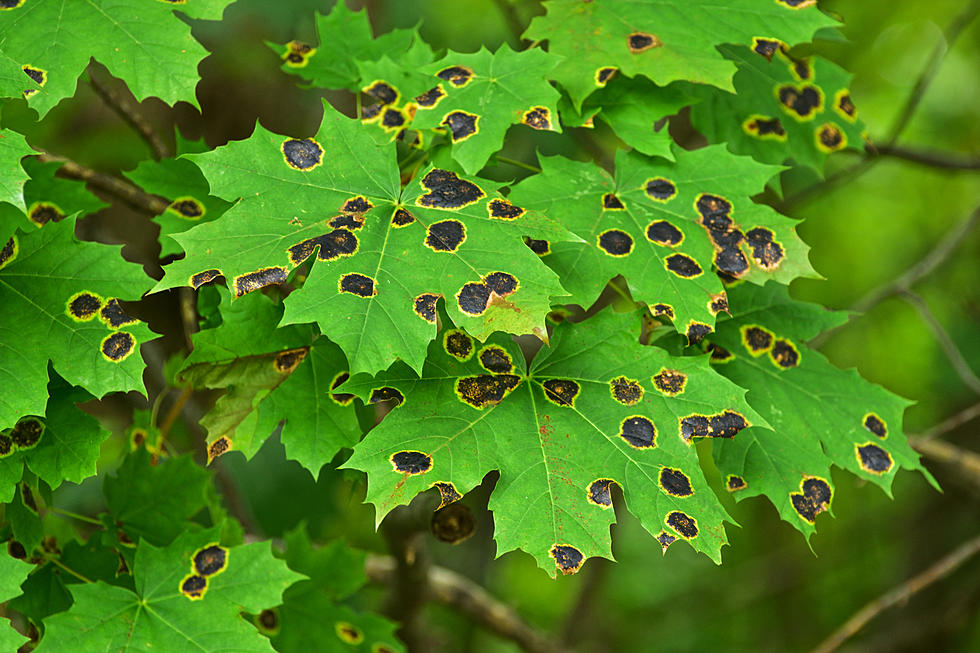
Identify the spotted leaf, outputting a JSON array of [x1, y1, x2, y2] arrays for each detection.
[[343, 307, 765, 576]]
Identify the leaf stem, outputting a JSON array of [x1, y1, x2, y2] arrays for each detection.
[[49, 558, 95, 584], [494, 155, 541, 174], [87, 63, 170, 160], [47, 506, 103, 526], [157, 384, 194, 446], [35, 152, 170, 215]]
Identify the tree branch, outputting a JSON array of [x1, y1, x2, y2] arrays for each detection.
[[88, 64, 170, 160], [365, 555, 562, 653], [899, 290, 980, 395], [874, 144, 980, 170], [35, 153, 170, 215], [809, 532, 980, 653], [911, 438, 980, 483], [912, 401, 980, 443]]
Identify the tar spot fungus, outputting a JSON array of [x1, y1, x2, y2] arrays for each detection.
[[10, 418, 43, 450], [727, 475, 747, 492], [335, 622, 364, 645], [28, 202, 62, 226], [864, 413, 887, 438], [685, 321, 712, 346], [803, 477, 832, 511], [284, 51, 308, 66], [542, 379, 580, 407], [281, 138, 323, 170], [2, 1, 26, 11], [193, 545, 229, 576], [414, 293, 439, 323], [522, 106, 552, 130], [67, 291, 103, 321], [791, 493, 817, 523], [709, 293, 729, 315], [680, 411, 748, 441], [646, 220, 683, 247], [816, 122, 847, 152], [587, 479, 616, 508], [856, 443, 893, 474], [330, 372, 355, 406], [487, 198, 525, 220], [392, 208, 416, 227], [442, 111, 478, 142], [190, 269, 223, 289], [288, 229, 359, 265], [651, 303, 675, 319], [22, 65, 46, 89], [695, 193, 733, 229], [834, 89, 857, 121], [478, 346, 513, 374], [666, 511, 698, 538], [610, 376, 644, 406], [432, 481, 462, 509], [790, 58, 813, 81], [342, 196, 373, 214], [752, 37, 784, 61], [777, 84, 823, 120], [769, 338, 800, 369], [180, 574, 208, 600], [628, 32, 661, 53], [618, 415, 657, 449], [101, 332, 136, 363], [0, 433, 13, 458], [776, 0, 818, 10], [415, 85, 446, 107], [274, 347, 308, 374], [364, 80, 398, 105], [20, 484, 37, 513], [444, 329, 474, 361], [595, 67, 618, 86], [168, 197, 205, 219], [0, 236, 17, 269], [232, 267, 287, 297], [370, 387, 405, 407], [665, 253, 703, 278], [485, 271, 518, 296], [660, 468, 694, 497], [457, 282, 491, 315], [391, 450, 433, 475], [524, 237, 550, 256], [283, 41, 314, 67], [644, 178, 677, 202], [361, 103, 383, 122], [741, 325, 774, 355], [437, 65, 474, 87], [256, 609, 280, 635], [708, 343, 734, 363], [100, 298, 138, 329], [652, 369, 687, 396], [426, 219, 467, 252], [745, 227, 785, 270], [597, 229, 634, 257], [207, 436, 231, 463], [600, 193, 624, 211], [550, 544, 584, 575], [339, 273, 377, 298], [455, 374, 521, 408], [743, 115, 787, 140], [418, 169, 485, 209], [656, 531, 677, 553], [329, 213, 364, 230], [382, 107, 407, 130]]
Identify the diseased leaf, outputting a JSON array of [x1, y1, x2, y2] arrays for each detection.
[[690, 45, 866, 171], [707, 282, 936, 535], [0, 127, 31, 212], [22, 158, 109, 228], [0, 217, 154, 429], [525, 0, 839, 108], [344, 308, 766, 576], [179, 289, 360, 469], [508, 144, 814, 340], [40, 528, 305, 652], [156, 101, 569, 376], [0, 551, 32, 602], [0, 0, 234, 116], [0, 619, 28, 651]]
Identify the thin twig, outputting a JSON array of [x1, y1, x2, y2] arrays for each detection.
[[47, 506, 103, 526], [899, 291, 980, 395], [88, 64, 170, 160], [494, 155, 542, 174], [49, 558, 94, 584], [559, 558, 610, 649], [366, 555, 562, 653], [912, 402, 980, 443], [157, 384, 194, 446], [875, 144, 980, 170], [912, 439, 980, 482], [380, 505, 431, 652], [810, 532, 980, 653], [35, 153, 170, 215]]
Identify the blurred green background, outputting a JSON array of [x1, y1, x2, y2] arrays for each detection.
[[4, 0, 978, 651]]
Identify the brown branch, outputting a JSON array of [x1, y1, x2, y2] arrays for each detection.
[[380, 505, 432, 652], [157, 384, 194, 446], [808, 205, 980, 348], [899, 290, 980, 395], [87, 64, 170, 160], [559, 558, 610, 649], [35, 153, 170, 215], [875, 144, 980, 170], [809, 532, 980, 653], [366, 555, 562, 653], [912, 401, 980, 443], [911, 438, 980, 482]]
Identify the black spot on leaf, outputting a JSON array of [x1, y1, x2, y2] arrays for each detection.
[[426, 220, 466, 252], [274, 348, 308, 373], [709, 293, 729, 315], [487, 198, 524, 220], [361, 103, 383, 122], [414, 293, 439, 323], [444, 329, 474, 360], [485, 272, 518, 296], [628, 32, 661, 53], [685, 321, 711, 345], [857, 443, 893, 474], [101, 332, 136, 363], [791, 493, 817, 523], [457, 282, 491, 315], [28, 202, 62, 226], [208, 436, 231, 462], [864, 413, 887, 438], [835, 90, 857, 120], [370, 387, 405, 407], [437, 65, 473, 87], [597, 229, 633, 257], [10, 418, 43, 449], [651, 303, 674, 319], [392, 208, 416, 227], [193, 545, 229, 576], [330, 372, 355, 406], [665, 253, 702, 278], [0, 237, 18, 269], [478, 346, 513, 373], [543, 379, 580, 407], [364, 80, 398, 105], [744, 227, 785, 270], [522, 106, 552, 130], [0, 433, 13, 457], [455, 374, 521, 408], [769, 338, 800, 368], [660, 468, 693, 497], [618, 416, 657, 449], [288, 229, 359, 265], [282, 138, 323, 170], [335, 622, 364, 644], [695, 193, 734, 231], [681, 411, 748, 441], [342, 196, 373, 214], [180, 574, 208, 600], [653, 369, 686, 396], [803, 477, 832, 510], [190, 269, 223, 289], [418, 169, 485, 209], [415, 85, 446, 107], [727, 475, 747, 492], [708, 343, 734, 363], [741, 325, 774, 355], [256, 609, 280, 635], [100, 298, 138, 329], [20, 484, 37, 513], [602, 193, 625, 210], [443, 111, 478, 142], [168, 197, 204, 219], [22, 64, 45, 85], [524, 237, 550, 255], [587, 479, 615, 507], [596, 67, 617, 86], [666, 511, 698, 538], [550, 544, 584, 575], [655, 531, 676, 553], [432, 481, 462, 509], [777, 84, 823, 119], [645, 178, 677, 202], [816, 123, 846, 152], [610, 376, 643, 406], [234, 267, 287, 297], [329, 214, 364, 230], [791, 59, 812, 81], [743, 115, 787, 140], [752, 37, 783, 61], [339, 273, 376, 298], [67, 291, 102, 321], [391, 451, 432, 475], [382, 107, 407, 129]]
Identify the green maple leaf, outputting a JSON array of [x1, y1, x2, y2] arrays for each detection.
[[705, 282, 936, 535], [179, 289, 360, 470], [0, 128, 31, 213], [23, 158, 109, 228], [270, 528, 403, 653], [0, 0, 232, 117], [123, 156, 232, 258], [7, 479, 42, 553], [525, 0, 839, 108], [103, 449, 212, 546], [690, 45, 866, 171], [273, 3, 423, 91], [0, 373, 109, 503], [156, 102, 569, 376], [40, 528, 305, 652], [408, 46, 563, 174], [0, 216, 154, 429], [344, 307, 766, 576], [0, 619, 28, 651], [508, 144, 815, 341], [0, 551, 32, 602], [0, 49, 41, 99]]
